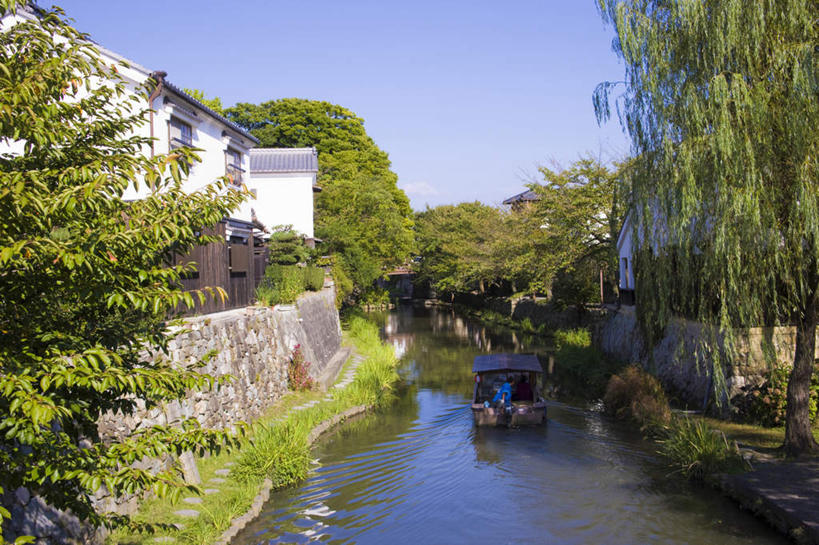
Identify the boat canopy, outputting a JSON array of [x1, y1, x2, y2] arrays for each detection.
[[472, 354, 542, 374]]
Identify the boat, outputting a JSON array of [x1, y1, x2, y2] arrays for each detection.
[[471, 353, 547, 426]]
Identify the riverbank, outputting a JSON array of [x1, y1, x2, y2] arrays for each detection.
[[449, 298, 819, 543], [107, 317, 400, 545]]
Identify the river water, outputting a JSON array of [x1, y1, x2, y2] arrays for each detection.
[[233, 306, 787, 545]]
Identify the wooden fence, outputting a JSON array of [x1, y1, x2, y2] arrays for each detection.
[[177, 219, 267, 317]]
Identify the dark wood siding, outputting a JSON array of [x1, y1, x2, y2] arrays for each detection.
[[177, 221, 259, 316]]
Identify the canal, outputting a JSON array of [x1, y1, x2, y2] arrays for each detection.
[[233, 305, 787, 544]]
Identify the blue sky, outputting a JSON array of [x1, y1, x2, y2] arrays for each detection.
[[58, 0, 631, 210]]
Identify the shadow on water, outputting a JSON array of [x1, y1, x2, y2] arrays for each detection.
[[233, 305, 788, 545]]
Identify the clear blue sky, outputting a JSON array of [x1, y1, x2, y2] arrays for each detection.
[[58, 0, 631, 210]]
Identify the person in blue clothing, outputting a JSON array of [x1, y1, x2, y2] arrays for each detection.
[[492, 375, 515, 412]]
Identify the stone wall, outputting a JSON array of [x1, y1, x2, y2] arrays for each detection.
[[596, 306, 819, 410], [3, 286, 343, 544]]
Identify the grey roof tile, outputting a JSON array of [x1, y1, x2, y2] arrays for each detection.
[[250, 148, 318, 173]]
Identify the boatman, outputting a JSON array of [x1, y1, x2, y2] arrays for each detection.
[[492, 375, 514, 412]]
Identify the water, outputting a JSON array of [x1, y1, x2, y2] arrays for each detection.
[[233, 306, 787, 545]]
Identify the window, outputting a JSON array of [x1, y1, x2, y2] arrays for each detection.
[[169, 117, 193, 150], [225, 147, 244, 186]]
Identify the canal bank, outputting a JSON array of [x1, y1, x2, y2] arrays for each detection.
[[230, 306, 790, 545], [101, 316, 401, 545], [716, 458, 819, 545]]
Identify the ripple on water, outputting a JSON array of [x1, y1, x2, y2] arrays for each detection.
[[233, 308, 789, 545]]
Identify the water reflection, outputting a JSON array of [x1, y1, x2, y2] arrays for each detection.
[[234, 306, 787, 545]]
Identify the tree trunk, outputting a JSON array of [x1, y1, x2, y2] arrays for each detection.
[[784, 295, 819, 457]]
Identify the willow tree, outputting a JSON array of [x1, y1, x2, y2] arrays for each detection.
[[595, 1, 819, 455], [0, 1, 245, 536]]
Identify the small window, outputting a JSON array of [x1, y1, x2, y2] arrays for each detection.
[[225, 147, 244, 187], [169, 117, 193, 150]]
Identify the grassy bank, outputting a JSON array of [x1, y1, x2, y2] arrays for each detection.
[[109, 316, 399, 545]]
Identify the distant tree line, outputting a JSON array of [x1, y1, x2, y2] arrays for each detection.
[[414, 157, 628, 308]]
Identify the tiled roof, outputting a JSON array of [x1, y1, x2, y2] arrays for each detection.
[[502, 189, 540, 205], [162, 81, 260, 145], [250, 148, 319, 173]]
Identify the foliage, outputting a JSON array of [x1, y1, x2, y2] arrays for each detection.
[[731, 364, 819, 428], [0, 2, 246, 534], [287, 345, 315, 391], [303, 265, 325, 292], [551, 328, 618, 398], [226, 99, 414, 297], [595, 0, 819, 455], [318, 174, 415, 291], [181, 88, 224, 115], [604, 365, 671, 429], [413, 158, 626, 303], [529, 157, 626, 303], [257, 264, 304, 306], [266, 228, 309, 266], [414, 202, 509, 295], [659, 418, 747, 480], [232, 316, 399, 485], [360, 287, 391, 307]]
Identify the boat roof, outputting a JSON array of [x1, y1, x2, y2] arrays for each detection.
[[472, 354, 542, 374]]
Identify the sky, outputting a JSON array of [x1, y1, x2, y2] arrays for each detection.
[[57, 0, 631, 210]]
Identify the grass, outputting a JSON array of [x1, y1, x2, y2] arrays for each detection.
[[700, 417, 819, 451], [108, 316, 399, 545], [659, 417, 749, 479]]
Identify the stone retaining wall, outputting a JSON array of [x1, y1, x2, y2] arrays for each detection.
[[596, 306, 819, 410], [3, 286, 342, 544]]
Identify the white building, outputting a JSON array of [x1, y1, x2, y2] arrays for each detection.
[[617, 213, 636, 305], [4, 6, 259, 222], [241, 148, 321, 244]]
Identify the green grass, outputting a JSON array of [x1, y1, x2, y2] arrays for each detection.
[[108, 316, 399, 545], [658, 417, 749, 479], [701, 417, 819, 451]]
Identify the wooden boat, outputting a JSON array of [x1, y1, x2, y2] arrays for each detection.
[[471, 353, 547, 426]]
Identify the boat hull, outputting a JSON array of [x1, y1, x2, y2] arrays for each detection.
[[471, 402, 547, 426]]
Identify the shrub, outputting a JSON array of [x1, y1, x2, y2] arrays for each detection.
[[288, 344, 315, 391], [660, 417, 747, 480], [267, 228, 309, 265], [552, 328, 618, 397], [303, 265, 325, 291], [360, 287, 391, 307], [257, 264, 304, 305], [731, 362, 819, 427], [604, 365, 671, 430]]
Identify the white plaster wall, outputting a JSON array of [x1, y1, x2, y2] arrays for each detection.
[[0, 10, 254, 222], [241, 172, 316, 238], [618, 215, 634, 290]]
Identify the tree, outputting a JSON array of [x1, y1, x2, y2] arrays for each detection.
[[414, 202, 507, 295], [596, 0, 819, 455], [0, 2, 245, 536], [528, 157, 626, 305], [319, 175, 415, 290], [226, 99, 414, 296], [182, 88, 224, 115], [266, 227, 309, 266]]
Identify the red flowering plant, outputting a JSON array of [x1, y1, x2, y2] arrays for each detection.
[[288, 344, 315, 391]]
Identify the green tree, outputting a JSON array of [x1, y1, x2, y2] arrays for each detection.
[[528, 157, 625, 305], [266, 227, 309, 266], [414, 202, 506, 296], [319, 175, 415, 290], [0, 3, 245, 536], [596, 0, 819, 455], [182, 87, 224, 115], [226, 98, 414, 296]]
